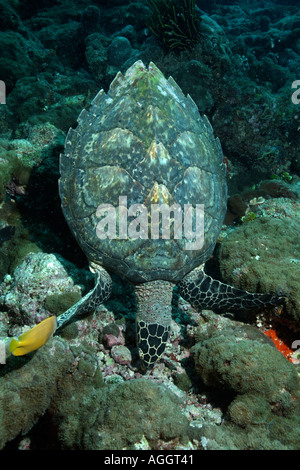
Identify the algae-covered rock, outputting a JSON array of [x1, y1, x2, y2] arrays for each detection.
[[0, 335, 107, 450], [44, 291, 82, 316], [6, 74, 95, 131], [0, 252, 83, 325], [191, 311, 300, 449], [0, 338, 73, 450], [193, 329, 298, 399], [0, 122, 65, 203], [0, 139, 28, 202], [192, 311, 299, 399], [108, 36, 133, 66], [85, 33, 109, 82], [0, 31, 36, 91], [227, 393, 271, 428], [52, 379, 189, 450], [218, 205, 300, 320], [0, 249, 10, 281], [37, 21, 83, 68]]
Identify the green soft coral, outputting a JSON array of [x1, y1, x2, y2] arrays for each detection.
[[146, 0, 201, 53]]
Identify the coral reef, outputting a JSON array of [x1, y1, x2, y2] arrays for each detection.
[[0, 0, 299, 451], [0, 0, 299, 181], [191, 311, 300, 450], [1, 247, 299, 450], [0, 338, 74, 449], [0, 252, 84, 327], [51, 379, 190, 450], [0, 122, 65, 203], [219, 197, 300, 321], [107, 36, 133, 66]]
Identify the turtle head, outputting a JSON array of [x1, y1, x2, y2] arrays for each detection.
[[136, 320, 170, 369], [134, 280, 174, 369]]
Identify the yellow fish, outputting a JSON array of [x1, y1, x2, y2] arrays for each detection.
[[9, 316, 57, 356]]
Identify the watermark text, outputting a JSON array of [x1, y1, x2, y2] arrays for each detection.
[[95, 196, 204, 250], [0, 80, 6, 104], [0, 340, 6, 364], [291, 80, 300, 105]]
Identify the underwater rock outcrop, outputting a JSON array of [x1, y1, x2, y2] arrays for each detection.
[[0, 0, 299, 451], [51, 378, 190, 450], [0, 252, 84, 326], [218, 198, 300, 321], [0, 338, 73, 449], [191, 311, 300, 449]]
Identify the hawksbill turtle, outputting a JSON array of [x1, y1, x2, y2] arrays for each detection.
[[10, 61, 284, 368]]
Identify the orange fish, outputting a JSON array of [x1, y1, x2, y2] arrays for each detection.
[[9, 316, 57, 356]]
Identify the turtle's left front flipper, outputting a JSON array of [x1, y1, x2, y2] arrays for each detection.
[[56, 265, 112, 331], [177, 266, 285, 312], [9, 266, 112, 357]]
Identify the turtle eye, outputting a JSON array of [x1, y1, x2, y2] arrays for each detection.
[[136, 321, 170, 369]]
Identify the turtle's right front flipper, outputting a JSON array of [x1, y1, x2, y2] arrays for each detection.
[[56, 265, 112, 331], [177, 266, 285, 312]]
